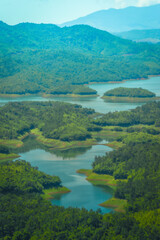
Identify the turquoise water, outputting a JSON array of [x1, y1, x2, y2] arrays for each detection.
[[4, 76, 160, 212], [18, 143, 113, 213]]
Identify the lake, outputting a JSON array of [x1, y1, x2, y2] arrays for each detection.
[[1, 76, 160, 114], [3, 76, 160, 212], [17, 137, 113, 213]]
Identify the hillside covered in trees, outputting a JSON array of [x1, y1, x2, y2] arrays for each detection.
[[0, 100, 160, 239], [0, 101, 100, 143], [103, 87, 156, 98], [102, 87, 159, 102], [0, 21, 160, 95], [94, 101, 160, 127]]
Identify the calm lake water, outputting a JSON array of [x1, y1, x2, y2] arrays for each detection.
[[17, 138, 113, 213], [1, 76, 160, 114], [3, 76, 160, 212]]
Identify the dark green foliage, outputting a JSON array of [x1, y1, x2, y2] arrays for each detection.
[[104, 87, 156, 98], [0, 160, 61, 193], [0, 22, 160, 95], [93, 142, 160, 211], [0, 101, 97, 141], [0, 142, 160, 239], [0, 192, 159, 239], [0, 145, 10, 154], [94, 101, 160, 126]]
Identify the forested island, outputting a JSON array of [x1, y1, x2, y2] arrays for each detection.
[[0, 21, 160, 96], [0, 101, 160, 239], [102, 87, 160, 102]]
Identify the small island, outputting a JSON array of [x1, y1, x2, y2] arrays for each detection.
[[0, 85, 98, 98], [102, 87, 160, 102]]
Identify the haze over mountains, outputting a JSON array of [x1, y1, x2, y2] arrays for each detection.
[[61, 4, 160, 33], [117, 29, 160, 43]]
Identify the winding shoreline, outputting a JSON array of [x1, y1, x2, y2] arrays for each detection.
[[0, 75, 160, 99]]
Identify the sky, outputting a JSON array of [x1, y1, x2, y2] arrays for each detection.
[[0, 0, 160, 25]]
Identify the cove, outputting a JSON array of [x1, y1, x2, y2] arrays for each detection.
[[17, 139, 113, 214]]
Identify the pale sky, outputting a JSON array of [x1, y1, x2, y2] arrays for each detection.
[[0, 0, 160, 25]]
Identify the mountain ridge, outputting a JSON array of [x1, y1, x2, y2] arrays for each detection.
[[0, 21, 160, 95], [116, 29, 160, 43], [61, 4, 160, 33]]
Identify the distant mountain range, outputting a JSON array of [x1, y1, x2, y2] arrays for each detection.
[[0, 22, 160, 95], [61, 4, 160, 33], [116, 29, 160, 43]]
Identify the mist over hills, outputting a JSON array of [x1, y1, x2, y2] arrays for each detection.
[[117, 29, 160, 43], [61, 4, 160, 33], [0, 21, 160, 95]]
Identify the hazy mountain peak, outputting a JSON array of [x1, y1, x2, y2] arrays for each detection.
[[61, 4, 160, 33]]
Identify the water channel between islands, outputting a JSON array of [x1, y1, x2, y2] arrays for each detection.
[[1, 76, 160, 213]]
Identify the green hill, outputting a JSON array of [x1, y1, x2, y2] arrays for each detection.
[[104, 87, 156, 98], [0, 22, 160, 95]]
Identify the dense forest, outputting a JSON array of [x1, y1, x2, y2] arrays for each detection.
[[103, 87, 156, 98], [0, 100, 160, 238], [0, 101, 100, 142], [0, 21, 160, 95], [94, 101, 160, 127], [0, 160, 61, 194]]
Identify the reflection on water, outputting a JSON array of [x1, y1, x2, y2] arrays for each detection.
[[15, 135, 91, 159], [3, 76, 160, 212], [17, 141, 113, 213]]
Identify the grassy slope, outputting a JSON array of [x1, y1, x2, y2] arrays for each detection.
[[42, 186, 71, 200], [77, 169, 127, 212]]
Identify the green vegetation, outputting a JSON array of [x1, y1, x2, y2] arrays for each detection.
[[104, 87, 156, 98], [77, 169, 117, 190], [0, 100, 160, 239], [0, 160, 62, 194], [100, 198, 127, 213], [102, 87, 160, 102], [94, 101, 160, 127], [0, 153, 19, 162], [1, 156, 160, 239], [43, 186, 70, 200], [0, 19, 160, 239], [0, 22, 160, 95], [0, 102, 100, 149]]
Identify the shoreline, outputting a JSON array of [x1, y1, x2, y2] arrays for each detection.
[[99, 198, 127, 213], [42, 186, 71, 200], [88, 74, 160, 85], [76, 169, 117, 190], [30, 128, 97, 151], [76, 169, 127, 212], [77, 169, 127, 212], [0, 93, 98, 99], [0, 153, 20, 162], [0, 74, 159, 99], [102, 96, 160, 102]]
